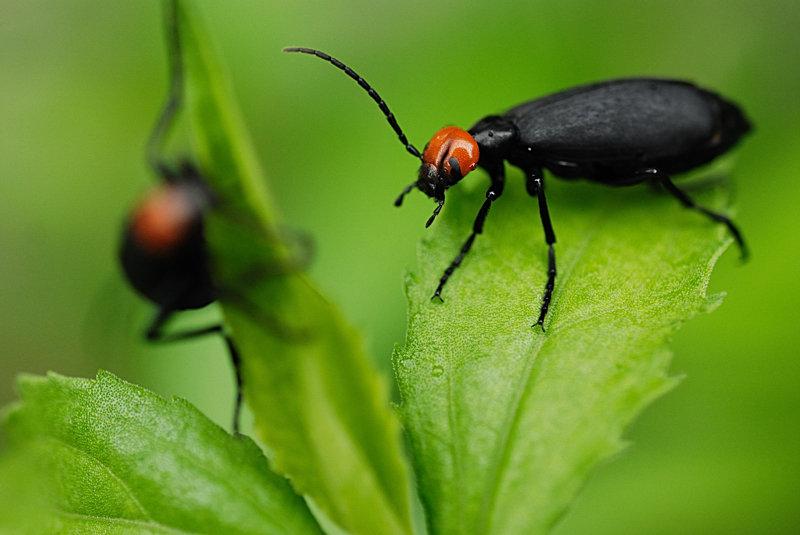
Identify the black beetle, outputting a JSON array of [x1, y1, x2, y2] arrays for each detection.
[[119, 1, 249, 432], [285, 47, 751, 329], [120, 164, 216, 321]]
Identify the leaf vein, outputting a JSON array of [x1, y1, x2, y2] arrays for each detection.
[[56, 511, 197, 534], [479, 204, 615, 534], [44, 435, 153, 521]]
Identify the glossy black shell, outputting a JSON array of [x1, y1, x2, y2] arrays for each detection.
[[494, 78, 751, 183]]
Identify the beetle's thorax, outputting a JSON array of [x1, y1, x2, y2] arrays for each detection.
[[468, 115, 519, 158]]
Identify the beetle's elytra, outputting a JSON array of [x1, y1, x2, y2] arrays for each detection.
[[286, 47, 751, 329]]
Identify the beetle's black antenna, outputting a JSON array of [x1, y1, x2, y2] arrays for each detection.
[[146, 0, 182, 177], [283, 47, 422, 161]]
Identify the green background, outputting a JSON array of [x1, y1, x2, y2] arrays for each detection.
[[1, 1, 797, 533]]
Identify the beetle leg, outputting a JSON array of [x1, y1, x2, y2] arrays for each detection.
[[526, 168, 557, 331], [653, 171, 748, 260], [146, 307, 221, 342], [431, 162, 505, 302], [146, 0, 184, 181], [145, 306, 244, 435]]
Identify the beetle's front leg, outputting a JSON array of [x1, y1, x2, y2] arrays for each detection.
[[525, 167, 557, 330], [431, 161, 505, 301]]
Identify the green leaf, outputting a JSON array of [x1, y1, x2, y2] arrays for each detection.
[[394, 177, 733, 534], [174, 2, 415, 534], [0, 371, 321, 534]]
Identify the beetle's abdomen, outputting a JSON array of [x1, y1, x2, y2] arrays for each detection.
[[506, 78, 749, 166]]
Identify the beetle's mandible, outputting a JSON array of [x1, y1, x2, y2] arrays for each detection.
[[285, 47, 751, 329]]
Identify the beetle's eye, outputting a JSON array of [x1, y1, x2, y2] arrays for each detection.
[[446, 157, 462, 179]]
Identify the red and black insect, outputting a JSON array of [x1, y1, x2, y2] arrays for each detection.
[[118, 2, 251, 432], [121, 3, 312, 433], [285, 47, 751, 329]]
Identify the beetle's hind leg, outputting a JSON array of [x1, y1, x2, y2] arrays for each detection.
[[526, 168, 557, 331], [652, 170, 748, 260], [431, 162, 505, 302]]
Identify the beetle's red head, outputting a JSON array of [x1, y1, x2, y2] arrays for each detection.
[[284, 48, 480, 226], [417, 126, 480, 199]]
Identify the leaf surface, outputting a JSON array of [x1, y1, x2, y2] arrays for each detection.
[[394, 178, 732, 534], [0, 371, 321, 534]]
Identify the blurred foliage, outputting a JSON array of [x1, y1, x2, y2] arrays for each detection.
[[0, 1, 798, 533]]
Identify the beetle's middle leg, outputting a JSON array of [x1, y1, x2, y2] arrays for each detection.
[[525, 167, 557, 330], [431, 162, 505, 302]]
